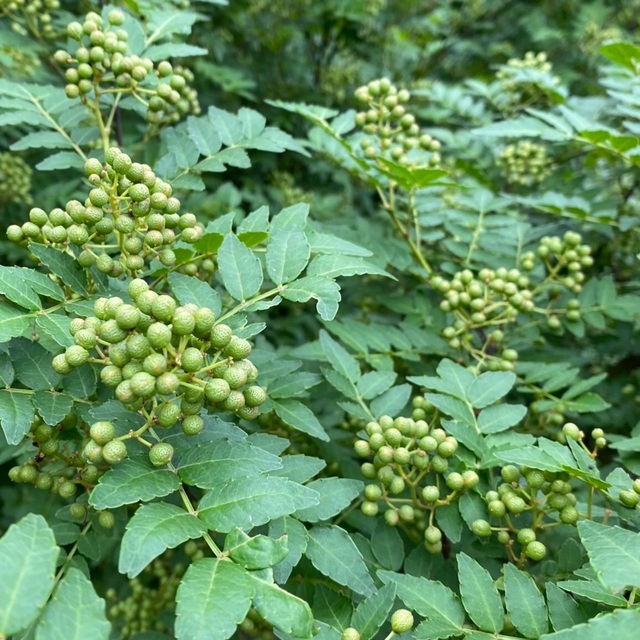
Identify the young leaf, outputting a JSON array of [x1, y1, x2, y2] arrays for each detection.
[[270, 516, 309, 584], [370, 384, 411, 418], [0, 514, 59, 636], [217, 233, 263, 300], [577, 519, 640, 591], [35, 568, 110, 640], [89, 455, 181, 510], [249, 572, 315, 638], [295, 478, 362, 522], [457, 553, 504, 633], [174, 558, 255, 640], [271, 398, 330, 441], [306, 525, 376, 596], [281, 276, 342, 321], [477, 404, 527, 434], [198, 476, 319, 533], [266, 227, 311, 284], [119, 503, 207, 578], [351, 583, 397, 640], [357, 370, 397, 400], [225, 529, 289, 570], [504, 563, 549, 638]]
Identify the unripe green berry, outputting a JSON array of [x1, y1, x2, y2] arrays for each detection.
[[422, 485, 440, 503], [501, 465, 520, 483], [244, 385, 267, 407], [65, 345, 89, 367], [225, 336, 252, 360], [182, 415, 204, 436], [98, 511, 115, 529], [205, 379, 231, 403], [424, 525, 442, 545], [171, 309, 195, 336], [181, 347, 204, 373], [149, 442, 173, 467], [155, 372, 180, 396], [525, 541, 547, 561], [341, 628, 360, 640], [90, 421, 115, 445], [471, 519, 492, 537], [620, 489, 639, 508], [390, 609, 414, 634], [562, 423, 581, 441], [102, 439, 128, 464]]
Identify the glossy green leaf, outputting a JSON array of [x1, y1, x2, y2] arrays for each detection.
[[11, 340, 60, 391], [466, 372, 515, 408], [271, 398, 329, 441], [35, 314, 73, 349], [168, 272, 221, 316], [175, 558, 255, 640], [577, 519, 640, 590], [281, 276, 341, 321], [217, 233, 263, 300], [477, 404, 527, 434], [28, 244, 87, 296], [89, 455, 181, 509], [370, 519, 404, 571], [295, 478, 362, 522], [119, 503, 207, 578], [177, 440, 282, 489], [0, 266, 42, 310], [0, 301, 31, 342], [266, 227, 310, 284], [504, 563, 548, 638], [249, 571, 315, 638], [33, 391, 73, 426], [370, 384, 411, 418], [378, 570, 465, 630], [319, 329, 360, 383], [0, 389, 36, 445], [457, 553, 503, 633], [35, 568, 110, 640], [306, 525, 376, 596], [351, 583, 396, 640], [270, 516, 309, 584], [541, 608, 640, 640], [198, 476, 319, 533], [546, 582, 587, 632], [0, 514, 59, 636]]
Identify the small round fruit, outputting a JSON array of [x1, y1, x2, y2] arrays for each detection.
[[341, 628, 360, 640], [205, 379, 231, 403], [562, 422, 581, 441], [58, 481, 77, 499], [525, 541, 547, 561], [221, 390, 245, 412], [151, 295, 177, 323], [471, 519, 492, 537], [102, 439, 128, 464], [129, 371, 157, 397], [424, 525, 442, 545], [517, 528, 536, 545], [390, 609, 414, 634], [115, 304, 141, 330], [210, 324, 233, 349], [181, 347, 204, 372], [488, 500, 506, 518], [361, 501, 379, 517], [147, 322, 172, 349], [157, 402, 181, 428], [422, 485, 440, 503], [65, 345, 89, 367], [224, 336, 252, 360], [620, 489, 639, 508], [171, 309, 195, 335], [149, 442, 174, 467], [182, 415, 204, 436], [69, 503, 87, 520], [155, 372, 180, 396], [98, 511, 115, 529], [501, 465, 520, 483], [90, 420, 115, 445]]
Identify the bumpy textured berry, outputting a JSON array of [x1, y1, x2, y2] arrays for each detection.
[[90, 421, 115, 445], [390, 609, 414, 634], [149, 442, 174, 467], [102, 439, 128, 464]]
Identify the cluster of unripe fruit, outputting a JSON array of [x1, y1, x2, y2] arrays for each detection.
[[433, 266, 532, 370], [341, 609, 414, 640], [7, 150, 203, 277], [535, 230, 593, 297], [497, 140, 552, 186], [354, 397, 479, 554], [496, 51, 561, 107], [107, 556, 181, 636], [0, 152, 32, 205], [354, 78, 441, 168], [53, 10, 199, 126], [1, 0, 59, 38], [53, 280, 267, 441], [7, 413, 115, 529]]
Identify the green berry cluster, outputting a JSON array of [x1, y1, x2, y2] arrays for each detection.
[[535, 230, 593, 297], [54, 282, 267, 438], [0, 0, 59, 38], [433, 267, 532, 369], [0, 152, 32, 205], [471, 464, 580, 562], [53, 10, 199, 125], [7, 412, 107, 518], [497, 141, 552, 186], [354, 78, 441, 167], [496, 51, 561, 108], [107, 556, 182, 636], [7, 149, 203, 277], [355, 399, 479, 554]]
